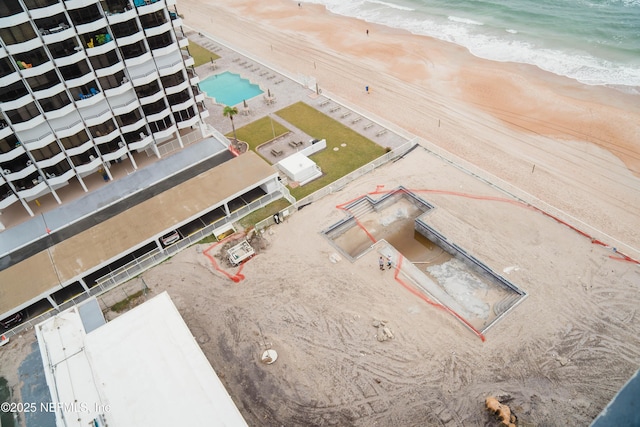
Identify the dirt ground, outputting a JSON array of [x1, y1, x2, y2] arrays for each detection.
[[1, 147, 639, 426], [144, 146, 640, 426], [143, 147, 639, 425]]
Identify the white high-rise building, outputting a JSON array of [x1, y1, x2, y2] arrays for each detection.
[[0, 0, 208, 216]]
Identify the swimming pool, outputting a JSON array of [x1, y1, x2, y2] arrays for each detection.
[[198, 72, 263, 106]]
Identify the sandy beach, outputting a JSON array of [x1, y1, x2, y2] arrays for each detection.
[[180, 0, 640, 255]]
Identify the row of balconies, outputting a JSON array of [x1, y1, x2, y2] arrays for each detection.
[[1, 27, 180, 84], [0, 50, 195, 129], [0, 93, 199, 166], [0, 0, 176, 22], [0, 100, 198, 208]]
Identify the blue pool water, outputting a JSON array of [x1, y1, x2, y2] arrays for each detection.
[[198, 72, 263, 106]]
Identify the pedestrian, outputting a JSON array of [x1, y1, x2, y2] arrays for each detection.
[[379, 256, 384, 271], [387, 255, 392, 269], [365, 85, 369, 94], [366, 29, 369, 36]]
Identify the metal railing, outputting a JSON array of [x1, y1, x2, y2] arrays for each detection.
[[93, 188, 286, 287]]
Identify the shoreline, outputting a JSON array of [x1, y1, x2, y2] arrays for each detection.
[[179, 0, 640, 250]]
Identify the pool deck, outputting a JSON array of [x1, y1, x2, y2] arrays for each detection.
[[190, 30, 408, 165]]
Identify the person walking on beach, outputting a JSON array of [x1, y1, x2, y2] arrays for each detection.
[[365, 85, 369, 94], [386, 255, 392, 270], [366, 29, 369, 36], [379, 256, 385, 271]]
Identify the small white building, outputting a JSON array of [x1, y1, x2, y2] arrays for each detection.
[[277, 152, 322, 186], [35, 292, 247, 427]]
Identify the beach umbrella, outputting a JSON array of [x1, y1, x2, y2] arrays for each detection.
[[243, 99, 247, 108]]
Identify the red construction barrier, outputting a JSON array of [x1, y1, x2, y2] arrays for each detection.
[[202, 233, 253, 282], [392, 254, 486, 342], [347, 186, 638, 265]]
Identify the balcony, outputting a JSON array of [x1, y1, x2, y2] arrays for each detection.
[[12, 114, 45, 133], [32, 81, 65, 100], [176, 115, 199, 130], [75, 91, 105, 108], [170, 97, 194, 113], [0, 145, 26, 163], [129, 66, 158, 86], [119, 117, 145, 134], [115, 31, 144, 48], [0, 124, 13, 141], [25, 2, 65, 20], [53, 49, 86, 68], [65, 139, 94, 157], [155, 54, 183, 77], [3, 163, 36, 181], [51, 115, 85, 139], [41, 27, 74, 44], [124, 51, 152, 68], [17, 180, 48, 201], [21, 128, 56, 150], [95, 61, 124, 78], [151, 43, 178, 59], [47, 168, 75, 187], [144, 21, 171, 38], [75, 17, 109, 36], [0, 193, 18, 210], [127, 132, 153, 151], [134, 0, 165, 14], [152, 124, 176, 139], [164, 79, 187, 95], [36, 151, 66, 168], [19, 60, 55, 79], [138, 90, 164, 106], [76, 159, 102, 177], [110, 93, 140, 115], [177, 35, 188, 49], [84, 38, 116, 57], [44, 102, 76, 121], [93, 127, 121, 145], [106, 7, 136, 25], [104, 80, 132, 97], [0, 71, 21, 88], [145, 107, 170, 123], [100, 144, 127, 162], [1, 93, 34, 111], [80, 106, 111, 127]]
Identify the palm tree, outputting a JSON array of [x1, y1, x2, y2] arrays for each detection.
[[223, 105, 239, 148]]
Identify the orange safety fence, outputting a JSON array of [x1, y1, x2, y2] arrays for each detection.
[[338, 186, 638, 265], [333, 184, 639, 340], [202, 233, 252, 283], [393, 254, 486, 342]]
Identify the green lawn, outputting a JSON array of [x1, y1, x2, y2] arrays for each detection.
[[188, 42, 220, 67], [225, 116, 289, 151], [276, 102, 386, 199], [239, 198, 292, 229]]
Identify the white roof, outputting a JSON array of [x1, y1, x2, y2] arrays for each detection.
[[36, 292, 247, 427], [278, 152, 315, 174]]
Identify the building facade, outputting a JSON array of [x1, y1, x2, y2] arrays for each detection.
[[0, 0, 208, 217]]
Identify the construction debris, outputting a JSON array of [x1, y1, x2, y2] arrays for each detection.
[[372, 319, 394, 342], [485, 396, 517, 427]]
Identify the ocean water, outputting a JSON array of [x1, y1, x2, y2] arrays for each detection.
[[302, 0, 640, 90]]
